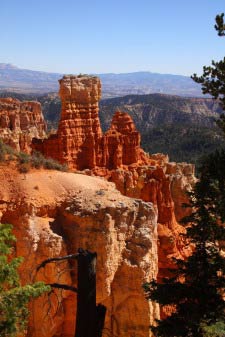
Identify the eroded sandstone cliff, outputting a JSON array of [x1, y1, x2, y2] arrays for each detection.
[[0, 75, 196, 336], [32, 75, 149, 169], [31, 74, 196, 321], [0, 98, 46, 152], [0, 168, 158, 337], [105, 157, 194, 282]]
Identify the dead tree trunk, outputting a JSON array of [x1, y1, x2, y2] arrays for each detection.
[[37, 248, 106, 337], [96, 304, 107, 337], [75, 249, 97, 337]]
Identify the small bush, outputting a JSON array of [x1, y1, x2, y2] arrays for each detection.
[[30, 151, 45, 169], [0, 140, 16, 161], [0, 141, 68, 173], [30, 151, 68, 172], [42, 157, 68, 171], [18, 152, 30, 164]]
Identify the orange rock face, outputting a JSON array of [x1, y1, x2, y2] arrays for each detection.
[[101, 111, 148, 169], [33, 75, 102, 168], [32, 74, 195, 311], [105, 158, 195, 282], [0, 75, 196, 336], [33, 75, 148, 169], [0, 98, 46, 152], [0, 168, 158, 337]]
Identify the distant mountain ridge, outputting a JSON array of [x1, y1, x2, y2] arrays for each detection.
[[0, 63, 19, 69], [0, 63, 202, 97]]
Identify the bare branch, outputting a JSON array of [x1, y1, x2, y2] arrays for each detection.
[[37, 253, 79, 271], [48, 283, 78, 293]]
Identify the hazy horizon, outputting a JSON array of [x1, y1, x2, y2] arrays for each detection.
[[0, 62, 196, 77]]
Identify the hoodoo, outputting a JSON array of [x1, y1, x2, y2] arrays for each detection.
[[32, 75, 148, 169], [0, 75, 197, 336], [33, 75, 102, 168], [32, 74, 195, 286], [32, 74, 195, 284]]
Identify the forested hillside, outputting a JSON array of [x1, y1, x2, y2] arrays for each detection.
[[99, 94, 224, 165], [0, 91, 224, 165]]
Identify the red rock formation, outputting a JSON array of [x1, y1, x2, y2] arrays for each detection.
[[33, 75, 148, 169], [33, 74, 195, 290], [101, 111, 146, 169], [7, 74, 195, 333], [0, 167, 158, 337], [0, 98, 46, 152], [33, 75, 103, 168], [107, 158, 194, 282]]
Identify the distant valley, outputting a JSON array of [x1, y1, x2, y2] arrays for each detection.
[[1, 90, 223, 166], [0, 64, 222, 166], [0, 63, 202, 98], [100, 94, 224, 165]]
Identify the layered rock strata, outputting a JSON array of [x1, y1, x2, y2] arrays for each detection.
[[104, 158, 195, 281], [32, 74, 195, 294], [0, 168, 158, 337], [0, 76, 197, 335], [33, 76, 102, 168], [32, 75, 148, 169], [0, 98, 46, 152]]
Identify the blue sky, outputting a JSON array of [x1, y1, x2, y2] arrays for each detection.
[[1, 0, 225, 75]]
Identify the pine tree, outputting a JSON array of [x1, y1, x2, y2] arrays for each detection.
[[0, 223, 50, 337], [144, 13, 225, 337], [144, 150, 225, 336], [192, 13, 225, 142]]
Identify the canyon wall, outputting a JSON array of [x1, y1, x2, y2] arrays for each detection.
[[31, 74, 195, 331], [34, 74, 194, 281], [0, 75, 196, 336], [104, 158, 195, 281], [0, 168, 158, 337], [0, 98, 46, 152]]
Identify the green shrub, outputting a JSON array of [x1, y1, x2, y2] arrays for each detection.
[[17, 152, 30, 164], [30, 151, 45, 169], [0, 140, 68, 173], [42, 157, 67, 171], [30, 151, 68, 172], [0, 223, 50, 336], [0, 140, 16, 162]]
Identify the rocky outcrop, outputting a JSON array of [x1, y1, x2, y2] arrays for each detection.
[[101, 111, 149, 169], [0, 98, 46, 152], [97, 156, 195, 282], [32, 74, 196, 291], [0, 75, 197, 335], [33, 76, 102, 168], [33, 75, 148, 169], [0, 168, 158, 337]]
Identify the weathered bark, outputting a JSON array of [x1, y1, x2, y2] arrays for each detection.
[[96, 304, 107, 337], [75, 249, 97, 337], [37, 248, 106, 337]]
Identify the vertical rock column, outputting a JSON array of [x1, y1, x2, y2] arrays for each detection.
[[102, 111, 142, 169], [57, 75, 103, 169]]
